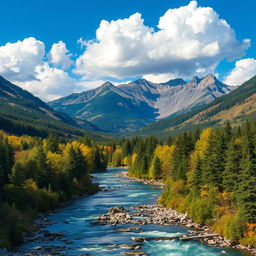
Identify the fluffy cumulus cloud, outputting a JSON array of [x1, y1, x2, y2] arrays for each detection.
[[0, 37, 77, 101], [48, 41, 73, 70], [0, 1, 253, 100], [15, 63, 77, 101], [0, 37, 45, 81], [224, 58, 256, 86], [74, 1, 250, 80]]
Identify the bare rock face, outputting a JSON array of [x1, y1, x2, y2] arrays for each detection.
[[49, 74, 234, 133]]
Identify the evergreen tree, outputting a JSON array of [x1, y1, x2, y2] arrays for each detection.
[[237, 155, 256, 223], [150, 156, 161, 179], [222, 139, 242, 192], [9, 162, 26, 186], [190, 154, 202, 191], [202, 129, 227, 188], [36, 145, 51, 188], [46, 133, 59, 153], [0, 138, 14, 187]]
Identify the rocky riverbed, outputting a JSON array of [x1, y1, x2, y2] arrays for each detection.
[[116, 172, 165, 188], [113, 172, 256, 256], [93, 204, 256, 255], [2, 170, 254, 256]]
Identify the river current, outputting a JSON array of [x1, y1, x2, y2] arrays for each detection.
[[21, 168, 248, 256]]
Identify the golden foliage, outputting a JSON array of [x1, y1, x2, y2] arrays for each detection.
[[154, 145, 175, 176]]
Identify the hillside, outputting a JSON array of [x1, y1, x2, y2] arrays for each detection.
[[49, 74, 233, 134], [0, 75, 101, 138], [132, 75, 256, 137]]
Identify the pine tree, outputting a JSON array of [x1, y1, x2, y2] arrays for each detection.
[[222, 139, 242, 192], [46, 133, 59, 153], [237, 156, 256, 223], [202, 129, 227, 189], [122, 140, 132, 157], [190, 154, 202, 191], [150, 156, 161, 179], [0, 138, 14, 187], [36, 145, 51, 188], [9, 162, 26, 186], [68, 146, 88, 181]]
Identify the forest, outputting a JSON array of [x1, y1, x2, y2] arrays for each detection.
[[1, 118, 256, 250], [0, 132, 107, 248], [107, 120, 256, 247]]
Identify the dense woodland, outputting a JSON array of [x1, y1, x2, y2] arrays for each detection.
[[1, 118, 256, 250], [107, 120, 256, 247], [0, 132, 107, 248]]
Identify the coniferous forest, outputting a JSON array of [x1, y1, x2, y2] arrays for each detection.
[[0, 132, 107, 248], [106, 120, 256, 247], [1, 119, 256, 250]]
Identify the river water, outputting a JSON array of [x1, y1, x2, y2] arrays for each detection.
[[21, 168, 248, 256]]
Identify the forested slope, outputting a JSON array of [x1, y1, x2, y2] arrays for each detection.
[[0, 75, 100, 138], [133, 75, 256, 137], [106, 121, 256, 247], [0, 132, 107, 248]]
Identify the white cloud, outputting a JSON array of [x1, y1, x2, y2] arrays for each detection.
[[0, 1, 253, 101], [143, 74, 177, 83], [48, 41, 73, 69], [0, 37, 45, 81], [0, 37, 78, 101], [224, 58, 256, 86], [74, 1, 250, 80], [15, 63, 77, 101]]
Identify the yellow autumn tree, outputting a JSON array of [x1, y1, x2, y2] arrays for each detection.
[[152, 145, 175, 177], [187, 128, 213, 188]]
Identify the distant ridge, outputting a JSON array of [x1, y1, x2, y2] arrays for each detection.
[[132, 74, 256, 138], [0, 75, 102, 137], [49, 74, 234, 134]]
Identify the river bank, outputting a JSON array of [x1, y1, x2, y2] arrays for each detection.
[[114, 171, 256, 255], [2, 168, 251, 256], [1, 192, 97, 256], [117, 171, 165, 188]]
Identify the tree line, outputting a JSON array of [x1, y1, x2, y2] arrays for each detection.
[[0, 132, 107, 248], [106, 121, 256, 247]]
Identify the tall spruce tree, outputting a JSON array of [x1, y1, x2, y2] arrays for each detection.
[[36, 145, 52, 188], [222, 139, 242, 192]]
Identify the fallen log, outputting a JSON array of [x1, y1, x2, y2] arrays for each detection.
[[180, 233, 219, 241], [131, 233, 219, 242]]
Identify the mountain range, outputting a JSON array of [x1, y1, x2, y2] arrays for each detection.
[[133, 74, 256, 138], [1, 72, 256, 139], [49, 74, 233, 133]]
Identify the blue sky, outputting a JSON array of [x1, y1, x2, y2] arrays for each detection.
[[0, 0, 256, 100]]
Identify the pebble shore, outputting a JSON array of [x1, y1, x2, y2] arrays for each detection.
[[111, 171, 256, 255], [1, 171, 255, 256]]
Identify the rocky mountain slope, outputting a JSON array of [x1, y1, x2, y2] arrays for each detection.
[[49, 74, 233, 133], [132, 74, 256, 138]]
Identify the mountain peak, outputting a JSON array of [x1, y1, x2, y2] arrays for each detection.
[[100, 81, 115, 89], [191, 76, 201, 83], [133, 78, 151, 85], [203, 73, 218, 81], [205, 73, 216, 78], [162, 78, 186, 86]]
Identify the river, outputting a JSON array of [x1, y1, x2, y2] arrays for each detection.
[[20, 168, 248, 256]]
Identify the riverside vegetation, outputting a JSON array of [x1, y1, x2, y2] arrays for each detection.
[[1, 118, 256, 252], [0, 132, 107, 249], [106, 120, 256, 249]]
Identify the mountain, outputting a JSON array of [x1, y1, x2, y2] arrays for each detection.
[[49, 74, 233, 134], [0, 75, 101, 138], [132, 74, 256, 138]]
